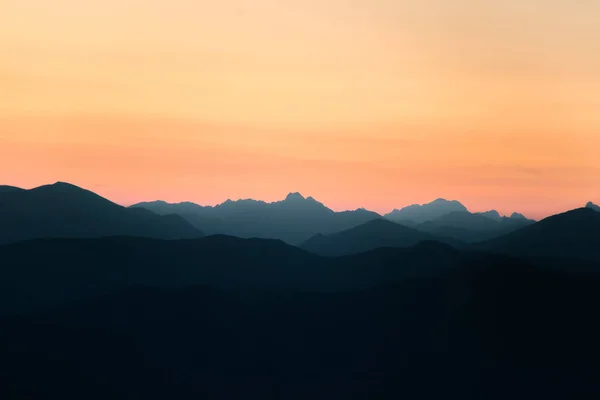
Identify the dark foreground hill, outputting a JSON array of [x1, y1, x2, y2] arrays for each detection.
[[0, 236, 482, 314], [301, 218, 464, 256], [475, 208, 600, 261], [131, 193, 381, 245], [0, 182, 203, 244], [1, 246, 599, 399]]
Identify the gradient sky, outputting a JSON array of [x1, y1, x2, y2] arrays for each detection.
[[1, 0, 599, 219]]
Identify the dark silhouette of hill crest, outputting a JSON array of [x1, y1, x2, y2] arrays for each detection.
[[0, 185, 24, 193], [475, 207, 600, 261], [0, 234, 529, 314], [301, 218, 463, 256], [0, 182, 203, 244]]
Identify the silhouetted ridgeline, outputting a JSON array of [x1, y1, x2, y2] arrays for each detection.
[[3, 182, 539, 246], [0, 236, 483, 314], [134, 196, 535, 244], [301, 218, 465, 256], [0, 185, 24, 193], [0, 182, 203, 244], [475, 208, 600, 262]]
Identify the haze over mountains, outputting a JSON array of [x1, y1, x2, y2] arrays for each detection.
[[383, 199, 535, 242], [131, 193, 381, 245], [2, 180, 600, 398], [132, 194, 535, 245]]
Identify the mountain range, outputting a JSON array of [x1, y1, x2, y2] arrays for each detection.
[[2, 204, 600, 314], [132, 195, 535, 244], [1, 182, 594, 254], [2, 180, 600, 398], [131, 193, 380, 245]]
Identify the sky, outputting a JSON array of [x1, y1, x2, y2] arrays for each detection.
[[1, 0, 599, 219]]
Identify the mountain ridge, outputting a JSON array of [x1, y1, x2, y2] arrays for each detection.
[[474, 207, 600, 261], [301, 218, 464, 256], [131, 192, 379, 244], [0, 234, 494, 314], [0, 182, 204, 245]]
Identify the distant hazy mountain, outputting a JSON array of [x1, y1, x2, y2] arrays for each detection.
[[301, 218, 463, 256], [587, 202, 600, 212], [475, 208, 600, 261], [510, 212, 528, 220], [131, 193, 381, 244], [385, 199, 468, 224], [130, 200, 225, 232], [477, 210, 502, 221], [417, 211, 536, 243], [0, 182, 203, 244]]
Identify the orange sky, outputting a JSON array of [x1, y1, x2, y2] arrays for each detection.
[[1, 0, 599, 219]]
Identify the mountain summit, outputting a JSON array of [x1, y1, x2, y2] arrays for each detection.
[[285, 192, 305, 201], [510, 212, 527, 220]]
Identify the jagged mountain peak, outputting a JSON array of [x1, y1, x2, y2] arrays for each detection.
[[285, 192, 306, 201], [510, 212, 527, 220]]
